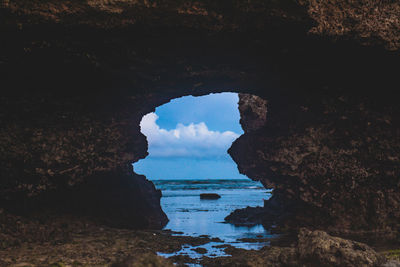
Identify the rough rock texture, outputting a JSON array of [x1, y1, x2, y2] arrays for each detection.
[[229, 92, 400, 240], [298, 228, 382, 267], [225, 206, 265, 226], [111, 254, 175, 267], [201, 228, 384, 267], [382, 260, 400, 267], [0, 96, 168, 229], [0, 214, 213, 266], [302, 0, 400, 50], [2, 1, 400, 50], [2, 221, 387, 267], [238, 93, 268, 132], [1, 0, 400, 237]]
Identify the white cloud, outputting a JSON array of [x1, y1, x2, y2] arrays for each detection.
[[140, 112, 240, 158]]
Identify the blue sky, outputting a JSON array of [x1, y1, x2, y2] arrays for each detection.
[[133, 92, 247, 180], [155, 93, 243, 133]]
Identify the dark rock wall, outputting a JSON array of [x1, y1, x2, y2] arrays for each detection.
[[0, 96, 168, 228], [0, 97, 141, 194], [237, 94, 268, 133], [302, 0, 400, 50], [2, 0, 400, 49], [1, 0, 400, 234], [230, 91, 400, 239]]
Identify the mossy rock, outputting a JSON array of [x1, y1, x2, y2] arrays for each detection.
[[383, 249, 400, 261]]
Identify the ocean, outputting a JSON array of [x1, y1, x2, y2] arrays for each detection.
[[153, 179, 274, 258]]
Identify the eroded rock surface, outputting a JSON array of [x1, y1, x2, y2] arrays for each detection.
[[0, 215, 212, 266], [298, 228, 383, 267], [2, 1, 400, 50], [1, 221, 389, 267], [201, 228, 385, 267], [1, 0, 400, 244], [0, 96, 167, 229], [238, 93, 268, 132], [229, 92, 400, 241]]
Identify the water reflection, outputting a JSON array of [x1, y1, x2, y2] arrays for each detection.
[[153, 179, 275, 258]]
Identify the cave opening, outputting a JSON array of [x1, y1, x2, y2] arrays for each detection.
[[133, 92, 274, 256]]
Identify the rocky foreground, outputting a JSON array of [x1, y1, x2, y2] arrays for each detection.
[[0, 211, 399, 267]]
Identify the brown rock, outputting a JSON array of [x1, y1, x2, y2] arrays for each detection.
[[1, 0, 400, 244], [111, 253, 174, 267], [229, 93, 400, 241], [298, 228, 383, 267]]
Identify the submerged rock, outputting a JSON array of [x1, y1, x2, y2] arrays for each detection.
[[192, 247, 207, 254], [225, 206, 264, 226], [200, 193, 221, 200]]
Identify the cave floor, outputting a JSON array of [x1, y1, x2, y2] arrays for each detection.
[[1, 213, 399, 267], [0, 220, 271, 267], [0, 217, 214, 266], [0, 221, 293, 267]]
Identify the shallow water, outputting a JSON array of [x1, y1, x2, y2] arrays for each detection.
[[152, 179, 275, 258]]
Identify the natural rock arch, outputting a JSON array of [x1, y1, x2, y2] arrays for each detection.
[[1, 0, 400, 244], [2, 86, 400, 243]]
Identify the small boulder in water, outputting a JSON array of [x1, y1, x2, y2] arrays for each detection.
[[192, 247, 207, 254], [200, 193, 221, 200]]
